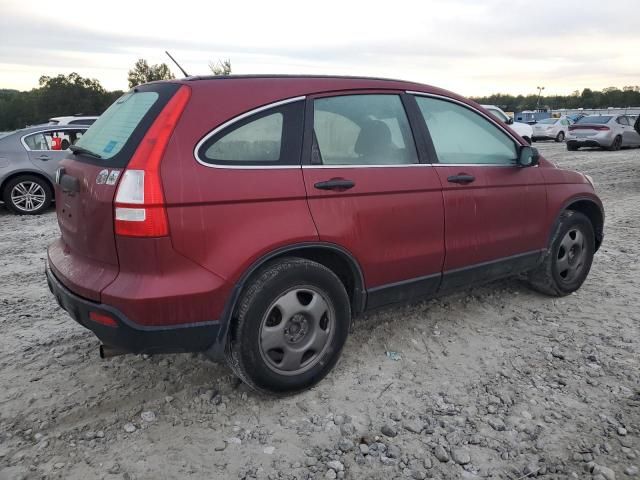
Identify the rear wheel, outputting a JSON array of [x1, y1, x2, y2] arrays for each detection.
[[555, 131, 565, 142], [527, 211, 595, 296], [2, 174, 52, 215], [608, 135, 622, 151], [225, 257, 350, 395]]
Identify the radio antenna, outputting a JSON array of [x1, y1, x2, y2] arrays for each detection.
[[165, 50, 189, 77]]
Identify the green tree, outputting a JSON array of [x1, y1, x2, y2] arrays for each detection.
[[127, 59, 175, 88], [0, 73, 120, 131], [208, 59, 232, 76]]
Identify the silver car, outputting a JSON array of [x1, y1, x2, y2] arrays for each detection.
[[566, 114, 640, 151], [0, 125, 87, 214]]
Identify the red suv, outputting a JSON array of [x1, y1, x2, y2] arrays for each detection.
[[47, 76, 604, 394]]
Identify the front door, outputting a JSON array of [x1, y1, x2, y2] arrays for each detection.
[[301, 92, 445, 308], [411, 94, 547, 291]]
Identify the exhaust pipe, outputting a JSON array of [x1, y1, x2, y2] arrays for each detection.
[[99, 345, 127, 359]]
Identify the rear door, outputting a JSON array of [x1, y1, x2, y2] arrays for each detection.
[[301, 92, 445, 308], [410, 94, 547, 291], [50, 83, 179, 300]]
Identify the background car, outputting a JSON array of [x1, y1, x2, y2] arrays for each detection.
[[482, 105, 533, 144], [0, 125, 87, 214], [566, 114, 640, 151], [47, 115, 98, 126], [532, 116, 572, 142]]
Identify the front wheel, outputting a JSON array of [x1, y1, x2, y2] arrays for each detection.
[[527, 211, 595, 296], [225, 257, 351, 395], [567, 143, 578, 151], [2, 174, 52, 215]]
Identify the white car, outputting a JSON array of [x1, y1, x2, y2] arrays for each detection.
[[481, 105, 533, 144], [532, 116, 572, 142], [47, 115, 98, 126]]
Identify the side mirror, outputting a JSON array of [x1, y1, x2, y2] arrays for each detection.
[[517, 145, 539, 167], [506, 117, 514, 125]]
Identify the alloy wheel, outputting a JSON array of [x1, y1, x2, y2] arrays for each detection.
[[259, 287, 334, 376], [10, 181, 47, 212]]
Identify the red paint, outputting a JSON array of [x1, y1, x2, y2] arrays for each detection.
[[48, 76, 602, 331]]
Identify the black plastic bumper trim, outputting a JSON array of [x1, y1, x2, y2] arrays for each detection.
[[46, 267, 221, 355]]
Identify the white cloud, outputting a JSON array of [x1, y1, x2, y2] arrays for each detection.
[[1, 0, 639, 95]]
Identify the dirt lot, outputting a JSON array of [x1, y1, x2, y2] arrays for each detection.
[[0, 142, 638, 480]]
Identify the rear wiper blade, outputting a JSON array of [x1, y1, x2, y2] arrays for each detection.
[[69, 145, 102, 159]]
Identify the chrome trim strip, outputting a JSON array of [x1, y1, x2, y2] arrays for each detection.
[[194, 96, 306, 169], [20, 126, 88, 152], [302, 163, 432, 169]]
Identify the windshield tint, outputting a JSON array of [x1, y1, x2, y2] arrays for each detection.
[[537, 118, 557, 124], [577, 116, 612, 124], [74, 91, 159, 159]]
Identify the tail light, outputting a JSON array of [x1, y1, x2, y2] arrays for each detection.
[[569, 125, 609, 131], [114, 85, 191, 237]]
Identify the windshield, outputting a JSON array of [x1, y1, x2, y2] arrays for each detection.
[[577, 116, 612, 124], [537, 118, 557, 124], [74, 91, 159, 160]]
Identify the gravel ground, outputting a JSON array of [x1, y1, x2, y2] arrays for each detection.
[[0, 142, 638, 480]]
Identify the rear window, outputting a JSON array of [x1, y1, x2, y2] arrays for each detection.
[[75, 92, 159, 159], [577, 116, 612, 124]]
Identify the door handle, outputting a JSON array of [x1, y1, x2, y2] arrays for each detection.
[[38, 154, 50, 161], [447, 174, 475, 184], [314, 179, 355, 191]]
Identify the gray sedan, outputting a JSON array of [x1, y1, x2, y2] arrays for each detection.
[[566, 114, 640, 151], [0, 125, 87, 214]]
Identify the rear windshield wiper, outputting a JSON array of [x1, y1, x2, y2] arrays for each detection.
[[69, 145, 102, 159]]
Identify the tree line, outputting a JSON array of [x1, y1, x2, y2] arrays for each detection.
[[0, 57, 231, 131], [471, 86, 640, 113], [2, 57, 638, 131]]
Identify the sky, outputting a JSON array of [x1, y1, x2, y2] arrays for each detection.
[[1, 0, 639, 97]]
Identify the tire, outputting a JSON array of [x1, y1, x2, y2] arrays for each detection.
[[527, 211, 595, 297], [225, 257, 351, 395], [567, 143, 578, 151], [555, 131, 565, 142], [608, 135, 622, 151], [2, 174, 52, 215]]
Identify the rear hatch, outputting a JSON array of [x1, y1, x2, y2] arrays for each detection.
[[50, 83, 181, 301], [569, 116, 612, 137]]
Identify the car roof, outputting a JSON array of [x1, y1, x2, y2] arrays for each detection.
[[7, 125, 89, 137], [160, 74, 469, 104]]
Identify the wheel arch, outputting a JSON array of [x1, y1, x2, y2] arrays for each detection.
[[550, 197, 604, 252], [207, 242, 366, 359], [1, 170, 55, 198]]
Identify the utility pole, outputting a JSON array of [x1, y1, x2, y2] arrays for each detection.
[[535, 86, 545, 110]]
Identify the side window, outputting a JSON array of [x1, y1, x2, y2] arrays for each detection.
[[313, 94, 418, 165], [616, 116, 629, 126], [415, 96, 518, 165], [24, 129, 86, 151], [24, 133, 48, 150], [198, 101, 304, 166], [561, 119, 569, 126]]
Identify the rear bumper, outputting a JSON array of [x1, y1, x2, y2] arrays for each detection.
[[566, 139, 605, 148], [46, 266, 221, 355]]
